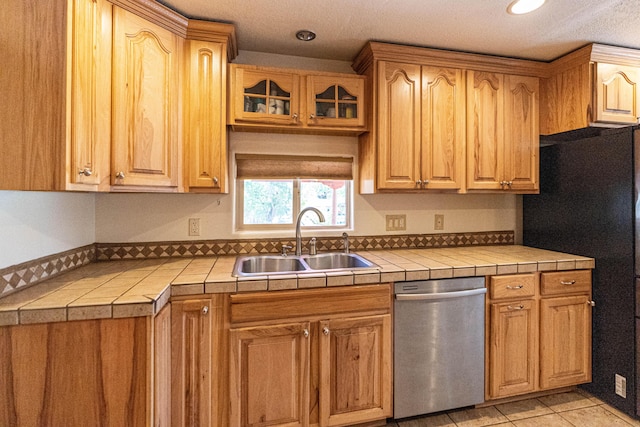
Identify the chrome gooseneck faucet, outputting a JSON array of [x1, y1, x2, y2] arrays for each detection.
[[295, 207, 325, 256]]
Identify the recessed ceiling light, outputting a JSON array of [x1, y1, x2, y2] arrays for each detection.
[[295, 30, 316, 41], [507, 0, 545, 14]]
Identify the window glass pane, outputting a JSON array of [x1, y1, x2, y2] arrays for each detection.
[[242, 180, 293, 225], [300, 180, 347, 226]]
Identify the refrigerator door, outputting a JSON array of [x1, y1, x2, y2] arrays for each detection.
[[523, 126, 636, 417]]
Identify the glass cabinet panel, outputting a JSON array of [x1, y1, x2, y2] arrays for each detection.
[[243, 80, 291, 116], [314, 85, 358, 119]]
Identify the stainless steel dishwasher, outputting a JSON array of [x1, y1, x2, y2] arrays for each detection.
[[394, 277, 486, 419]]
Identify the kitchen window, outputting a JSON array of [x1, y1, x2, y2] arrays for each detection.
[[235, 154, 353, 231]]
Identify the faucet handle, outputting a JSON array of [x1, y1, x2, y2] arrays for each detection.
[[281, 244, 293, 256], [309, 237, 317, 255]]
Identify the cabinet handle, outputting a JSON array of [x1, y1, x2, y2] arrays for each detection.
[[587, 300, 596, 307], [309, 114, 315, 120], [499, 181, 505, 188], [323, 327, 330, 336], [303, 329, 309, 338], [506, 285, 524, 289], [202, 306, 209, 315], [78, 168, 93, 177], [292, 113, 298, 122], [212, 176, 219, 185], [507, 181, 513, 188], [416, 180, 422, 186], [115, 171, 125, 179], [560, 280, 576, 285], [507, 304, 524, 310]]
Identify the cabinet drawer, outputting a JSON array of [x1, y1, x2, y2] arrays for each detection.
[[489, 274, 536, 300], [541, 270, 591, 296]]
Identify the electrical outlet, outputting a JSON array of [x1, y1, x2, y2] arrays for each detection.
[[615, 374, 627, 398], [434, 214, 444, 230], [188, 218, 200, 236], [385, 214, 406, 231]]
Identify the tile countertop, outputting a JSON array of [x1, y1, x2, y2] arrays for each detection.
[[0, 245, 594, 326]]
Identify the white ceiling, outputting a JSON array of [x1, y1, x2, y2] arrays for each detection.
[[160, 0, 640, 63]]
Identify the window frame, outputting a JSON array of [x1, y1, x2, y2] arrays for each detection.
[[235, 177, 352, 232]]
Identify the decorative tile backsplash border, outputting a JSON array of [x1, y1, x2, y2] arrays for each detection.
[[1, 231, 513, 298], [95, 230, 514, 260], [0, 245, 95, 298]]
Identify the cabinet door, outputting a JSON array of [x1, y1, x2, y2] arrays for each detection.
[[540, 295, 592, 389], [488, 300, 537, 398], [112, 7, 180, 189], [503, 75, 539, 193], [377, 61, 422, 190], [595, 63, 640, 124], [229, 322, 310, 427], [185, 40, 226, 192], [319, 314, 392, 426], [232, 67, 300, 125], [306, 75, 365, 128], [421, 66, 466, 190], [466, 71, 504, 191], [171, 299, 213, 427], [67, 0, 112, 190]]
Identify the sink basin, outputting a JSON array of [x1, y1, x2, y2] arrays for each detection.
[[302, 253, 376, 270], [233, 255, 307, 276], [232, 253, 378, 277]]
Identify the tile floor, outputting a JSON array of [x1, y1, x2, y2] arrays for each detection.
[[385, 389, 640, 427]]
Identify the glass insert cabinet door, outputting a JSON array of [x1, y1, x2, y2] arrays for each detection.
[[234, 68, 301, 124], [307, 75, 365, 127]]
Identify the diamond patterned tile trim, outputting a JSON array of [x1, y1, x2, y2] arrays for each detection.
[[0, 245, 95, 298], [95, 231, 514, 261]]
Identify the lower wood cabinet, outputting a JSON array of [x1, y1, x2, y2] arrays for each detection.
[[228, 285, 392, 427], [171, 294, 227, 427], [0, 305, 171, 427], [486, 270, 593, 400]]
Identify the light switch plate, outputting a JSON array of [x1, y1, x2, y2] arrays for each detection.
[[386, 214, 406, 231]]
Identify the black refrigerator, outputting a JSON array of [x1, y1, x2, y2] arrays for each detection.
[[523, 125, 639, 418]]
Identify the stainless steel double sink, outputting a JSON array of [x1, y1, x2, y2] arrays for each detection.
[[232, 252, 377, 277]]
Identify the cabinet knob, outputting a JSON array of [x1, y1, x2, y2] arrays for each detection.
[[416, 180, 422, 186], [587, 300, 596, 307], [115, 171, 125, 179], [309, 114, 316, 120], [213, 176, 219, 185], [323, 327, 330, 336], [303, 329, 309, 338], [507, 304, 524, 310], [292, 113, 298, 122], [202, 306, 209, 315], [560, 280, 576, 285], [506, 285, 524, 290], [78, 168, 93, 177]]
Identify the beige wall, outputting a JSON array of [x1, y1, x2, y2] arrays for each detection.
[[95, 131, 519, 243], [0, 191, 96, 269]]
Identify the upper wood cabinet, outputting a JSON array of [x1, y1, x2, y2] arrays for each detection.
[[1, 0, 236, 193], [228, 64, 367, 134], [541, 43, 640, 135], [0, 0, 111, 191], [183, 22, 236, 193], [353, 41, 544, 194], [374, 61, 465, 191], [111, 6, 182, 191], [466, 72, 539, 193]]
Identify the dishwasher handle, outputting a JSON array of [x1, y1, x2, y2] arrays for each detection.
[[395, 287, 486, 301]]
